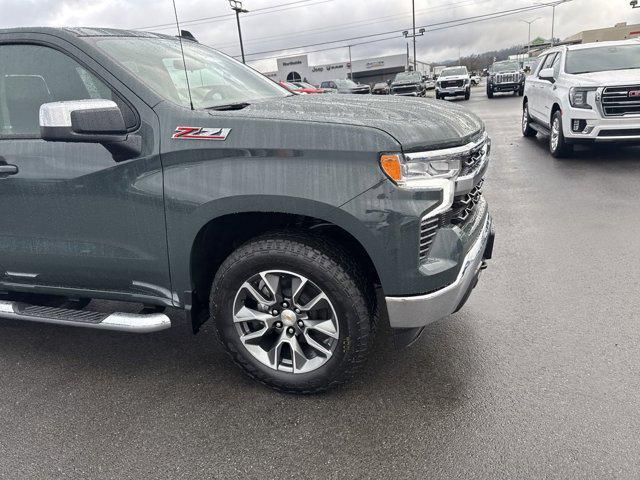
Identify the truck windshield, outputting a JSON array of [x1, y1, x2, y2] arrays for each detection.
[[92, 36, 289, 109], [491, 62, 519, 72], [565, 44, 640, 74], [440, 67, 467, 77], [394, 72, 421, 82]]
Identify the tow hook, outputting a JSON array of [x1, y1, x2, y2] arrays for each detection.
[[479, 261, 488, 271]]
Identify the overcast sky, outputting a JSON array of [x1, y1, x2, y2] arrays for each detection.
[[1, 0, 638, 71]]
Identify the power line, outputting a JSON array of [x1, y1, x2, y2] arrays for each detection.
[[236, 3, 548, 60], [214, 0, 492, 50], [136, 0, 330, 30]]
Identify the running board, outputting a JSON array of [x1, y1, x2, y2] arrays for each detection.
[[530, 122, 551, 136], [0, 300, 171, 333]]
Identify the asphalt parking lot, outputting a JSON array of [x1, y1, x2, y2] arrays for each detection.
[[1, 85, 640, 479]]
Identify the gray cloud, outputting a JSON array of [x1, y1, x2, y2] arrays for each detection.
[[0, 0, 637, 72]]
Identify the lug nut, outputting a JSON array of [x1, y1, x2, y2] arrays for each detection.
[[282, 302, 288, 308], [274, 321, 283, 329], [297, 320, 304, 328], [287, 327, 295, 336], [294, 308, 301, 314], [271, 309, 279, 316]]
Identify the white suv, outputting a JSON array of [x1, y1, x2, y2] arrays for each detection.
[[522, 39, 640, 157], [435, 66, 471, 100]]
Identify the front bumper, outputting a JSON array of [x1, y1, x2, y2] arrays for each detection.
[[489, 82, 522, 92], [563, 107, 640, 142], [437, 86, 468, 96], [385, 213, 494, 329]]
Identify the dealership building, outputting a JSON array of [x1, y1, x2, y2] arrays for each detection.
[[261, 54, 431, 86]]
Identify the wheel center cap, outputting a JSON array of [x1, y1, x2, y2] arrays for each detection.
[[281, 309, 297, 326]]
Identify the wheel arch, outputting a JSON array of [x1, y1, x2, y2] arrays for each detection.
[[176, 196, 383, 330]]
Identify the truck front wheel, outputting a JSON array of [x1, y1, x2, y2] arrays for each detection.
[[487, 87, 493, 98], [550, 111, 573, 158], [210, 232, 373, 393]]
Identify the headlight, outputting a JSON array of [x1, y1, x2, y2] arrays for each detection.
[[380, 152, 461, 189], [569, 87, 597, 110]]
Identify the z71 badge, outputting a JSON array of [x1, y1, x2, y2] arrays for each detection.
[[172, 126, 231, 140]]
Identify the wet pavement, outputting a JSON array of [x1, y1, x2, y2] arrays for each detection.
[[1, 86, 639, 479]]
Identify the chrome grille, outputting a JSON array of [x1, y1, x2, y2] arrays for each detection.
[[447, 181, 484, 226], [441, 80, 464, 88], [496, 73, 518, 84], [419, 216, 440, 260], [460, 136, 490, 176], [602, 85, 640, 117]]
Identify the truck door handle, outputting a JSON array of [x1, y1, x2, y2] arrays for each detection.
[[0, 164, 19, 177]]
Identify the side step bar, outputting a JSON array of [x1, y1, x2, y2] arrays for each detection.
[[0, 300, 171, 333], [530, 122, 551, 136]]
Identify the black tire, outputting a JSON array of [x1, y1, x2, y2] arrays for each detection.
[[435, 91, 440, 100], [522, 102, 537, 138], [210, 232, 373, 394], [549, 110, 573, 158], [487, 87, 494, 98], [464, 89, 470, 100], [518, 86, 524, 96]]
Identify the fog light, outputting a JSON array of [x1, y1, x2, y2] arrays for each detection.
[[572, 119, 587, 133]]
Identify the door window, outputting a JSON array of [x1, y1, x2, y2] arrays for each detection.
[[0, 44, 133, 137]]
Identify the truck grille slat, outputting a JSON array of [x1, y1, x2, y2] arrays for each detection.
[[602, 85, 640, 116]]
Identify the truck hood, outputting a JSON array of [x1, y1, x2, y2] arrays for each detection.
[[570, 69, 640, 86], [438, 75, 469, 82], [211, 94, 483, 151], [391, 79, 421, 87]]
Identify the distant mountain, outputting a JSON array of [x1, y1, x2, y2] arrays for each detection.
[[439, 44, 531, 72]]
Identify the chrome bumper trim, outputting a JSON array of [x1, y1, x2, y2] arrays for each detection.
[[385, 214, 492, 328]]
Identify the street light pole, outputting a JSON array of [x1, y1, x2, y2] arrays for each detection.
[[229, 0, 249, 64], [520, 17, 541, 54], [402, 27, 425, 72], [412, 0, 416, 71], [536, 0, 572, 46]]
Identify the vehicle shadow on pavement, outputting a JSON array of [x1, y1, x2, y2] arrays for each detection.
[[0, 302, 482, 409]]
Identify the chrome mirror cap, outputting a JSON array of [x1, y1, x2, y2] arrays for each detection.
[[39, 99, 119, 128]]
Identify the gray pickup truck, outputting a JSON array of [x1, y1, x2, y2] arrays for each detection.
[[0, 27, 494, 393]]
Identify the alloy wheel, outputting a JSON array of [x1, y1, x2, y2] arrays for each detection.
[[232, 270, 340, 374], [551, 117, 560, 152]]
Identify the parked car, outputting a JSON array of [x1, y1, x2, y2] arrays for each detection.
[[389, 71, 426, 97], [435, 66, 471, 100], [292, 81, 328, 94], [0, 27, 494, 393], [470, 74, 482, 86], [486, 61, 524, 98], [319, 79, 371, 94], [522, 39, 640, 157], [424, 78, 436, 90], [371, 82, 390, 95]]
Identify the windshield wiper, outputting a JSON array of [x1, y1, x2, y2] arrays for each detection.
[[206, 102, 251, 111]]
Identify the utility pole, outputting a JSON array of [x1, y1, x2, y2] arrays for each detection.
[[348, 45, 353, 80], [536, 0, 572, 46], [229, 0, 249, 63], [520, 17, 541, 55]]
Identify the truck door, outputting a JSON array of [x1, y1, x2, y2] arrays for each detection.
[[0, 41, 172, 303], [530, 52, 558, 124], [539, 52, 562, 125]]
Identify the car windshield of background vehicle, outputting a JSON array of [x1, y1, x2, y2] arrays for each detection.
[[565, 44, 640, 74], [92, 37, 289, 109], [441, 67, 467, 76], [334, 79, 358, 88], [491, 62, 519, 72], [394, 72, 422, 82]]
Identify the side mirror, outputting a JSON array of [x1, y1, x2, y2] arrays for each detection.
[[39, 99, 140, 160], [538, 67, 555, 83]]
